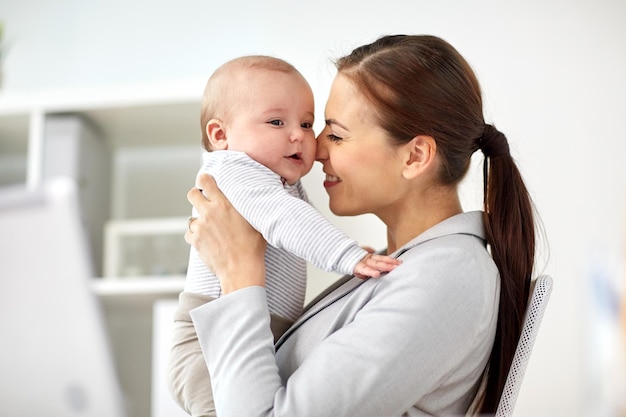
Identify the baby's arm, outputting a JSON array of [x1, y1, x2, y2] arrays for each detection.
[[353, 252, 401, 279], [208, 152, 399, 277]]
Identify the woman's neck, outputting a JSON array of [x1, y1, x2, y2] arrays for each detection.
[[383, 188, 463, 254]]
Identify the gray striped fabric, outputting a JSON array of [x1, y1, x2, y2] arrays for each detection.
[[184, 151, 367, 320]]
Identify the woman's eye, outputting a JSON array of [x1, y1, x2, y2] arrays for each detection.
[[326, 133, 343, 142], [268, 120, 284, 126]]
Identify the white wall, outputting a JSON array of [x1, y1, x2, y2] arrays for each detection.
[[2, 1, 626, 416]]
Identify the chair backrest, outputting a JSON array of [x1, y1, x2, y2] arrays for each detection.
[[495, 274, 553, 417]]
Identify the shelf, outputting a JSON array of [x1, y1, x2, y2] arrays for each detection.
[[0, 78, 206, 112], [92, 276, 185, 296], [104, 217, 189, 277], [79, 102, 201, 148], [92, 276, 185, 311], [0, 78, 206, 149]]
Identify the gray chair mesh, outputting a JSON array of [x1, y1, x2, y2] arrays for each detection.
[[495, 275, 553, 417]]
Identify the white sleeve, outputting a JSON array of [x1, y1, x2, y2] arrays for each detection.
[[205, 152, 367, 275]]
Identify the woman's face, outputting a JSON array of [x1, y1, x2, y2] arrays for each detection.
[[316, 74, 406, 218]]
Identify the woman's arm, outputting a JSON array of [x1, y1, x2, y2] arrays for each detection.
[[186, 175, 497, 416], [190, 247, 497, 417]]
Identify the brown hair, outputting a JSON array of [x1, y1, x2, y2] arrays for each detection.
[[200, 55, 301, 151], [336, 34, 535, 414]]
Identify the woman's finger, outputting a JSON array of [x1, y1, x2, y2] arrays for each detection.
[[184, 216, 198, 246], [187, 187, 206, 211], [186, 174, 219, 209], [196, 174, 221, 201]]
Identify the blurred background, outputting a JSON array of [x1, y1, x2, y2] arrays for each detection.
[[0, 0, 625, 416]]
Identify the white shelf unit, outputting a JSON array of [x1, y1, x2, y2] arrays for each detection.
[[0, 80, 206, 417]]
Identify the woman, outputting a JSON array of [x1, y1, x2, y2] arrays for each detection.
[[185, 34, 536, 416]]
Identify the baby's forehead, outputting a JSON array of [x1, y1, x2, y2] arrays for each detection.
[[219, 67, 313, 115], [232, 66, 300, 82], [234, 68, 310, 94]]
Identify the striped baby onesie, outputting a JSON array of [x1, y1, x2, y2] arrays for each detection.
[[184, 150, 367, 321]]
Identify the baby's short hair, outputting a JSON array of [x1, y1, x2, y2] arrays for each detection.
[[200, 55, 300, 151]]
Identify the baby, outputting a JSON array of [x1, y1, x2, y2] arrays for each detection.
[[168, 55, 399, 417]]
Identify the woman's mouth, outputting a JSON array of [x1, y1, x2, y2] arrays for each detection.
[[323, 174, 342, 188]]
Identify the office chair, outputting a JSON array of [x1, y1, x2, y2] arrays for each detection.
[[495, 274, 553, 417]]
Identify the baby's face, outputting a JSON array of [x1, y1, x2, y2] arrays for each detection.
[[224, 70, 316, 184]]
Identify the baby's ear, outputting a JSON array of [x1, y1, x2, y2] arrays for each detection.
[[206, 119, 228, 150]]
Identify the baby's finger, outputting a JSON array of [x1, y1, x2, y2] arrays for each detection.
[[355, 267, 380, 279], [368, 254, 402, 265]]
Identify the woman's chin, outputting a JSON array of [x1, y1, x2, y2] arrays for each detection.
[[329, 201, 360, 217]]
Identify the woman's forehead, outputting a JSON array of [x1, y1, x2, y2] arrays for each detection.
[[325, 75, 375, 129]]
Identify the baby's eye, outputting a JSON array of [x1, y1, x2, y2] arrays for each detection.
[[268, 119, 284, 126], [301, 122, 313, 129], [326, 133, 343, 142]]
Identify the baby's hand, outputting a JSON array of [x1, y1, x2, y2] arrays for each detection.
[[353, 252, 401, 279]]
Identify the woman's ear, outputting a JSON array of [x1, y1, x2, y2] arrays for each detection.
[[402, 135, 437, 180], [206, 119, 228, 150]]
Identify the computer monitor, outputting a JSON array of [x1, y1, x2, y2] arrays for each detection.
[[0, 177, 127, 416]]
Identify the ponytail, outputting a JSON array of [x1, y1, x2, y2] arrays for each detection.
[[477, 124, 535, 413]]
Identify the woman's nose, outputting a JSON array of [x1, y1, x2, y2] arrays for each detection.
[[315, 131, 328, 162]]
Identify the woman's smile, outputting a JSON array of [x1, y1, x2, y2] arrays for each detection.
[[323, 173, 342, 188]]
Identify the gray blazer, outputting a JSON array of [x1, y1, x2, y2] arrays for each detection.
[[190, 211, 499, 416]]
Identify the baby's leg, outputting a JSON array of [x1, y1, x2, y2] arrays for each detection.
[[167, 292, 293, 417], [269, 312, 294, 342], [168, 292, 216, 417], [184, 245, 221, 297]]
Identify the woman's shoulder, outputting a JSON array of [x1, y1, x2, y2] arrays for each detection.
[[380, 211, 498, 296], [395, 211, 487, 256], [396, 231, 495, 283]]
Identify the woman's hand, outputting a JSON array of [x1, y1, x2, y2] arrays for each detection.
[[185, 174, 267, 294]]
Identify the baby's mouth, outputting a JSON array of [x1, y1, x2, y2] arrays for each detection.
[[287, 152, 302, 161]]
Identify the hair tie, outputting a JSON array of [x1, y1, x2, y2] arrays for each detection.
[[480, 124, 510, 158]]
